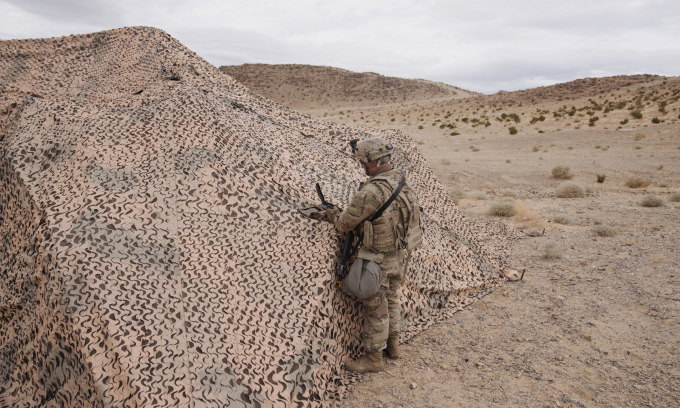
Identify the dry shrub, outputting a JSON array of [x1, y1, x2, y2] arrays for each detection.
[[640, 195, 664, 207], [501, 189, 517, 198], [592, 225, 616, 237], [555, 182, 586, 198], [553, 215, 574, 225], [670, 192, 680, 202], [513, 201, 545, 229], [551, 165, 574, 180], [468, 191, 489, 200], [488, 199, 516, 217], [450, 189, 464, 204], [625, 177, 652, 188], [542, 241, 563, 260]]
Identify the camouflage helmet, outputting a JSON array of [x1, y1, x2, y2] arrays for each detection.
[[350, 137, 394, 164]]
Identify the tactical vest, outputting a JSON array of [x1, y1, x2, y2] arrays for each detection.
[[362, 172, 422, 254]]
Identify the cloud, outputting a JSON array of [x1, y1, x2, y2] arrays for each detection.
[[1, 0, 679, 93]]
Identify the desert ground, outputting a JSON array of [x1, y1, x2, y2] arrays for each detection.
[[223, 65, 680, 408]]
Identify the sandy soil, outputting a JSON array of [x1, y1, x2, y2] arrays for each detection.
[[223, 67, 680, 407]]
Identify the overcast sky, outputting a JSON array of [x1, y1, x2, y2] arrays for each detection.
[[1, 0, 678, 94]]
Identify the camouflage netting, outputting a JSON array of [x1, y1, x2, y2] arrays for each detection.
[[0, 27, 515, 407]]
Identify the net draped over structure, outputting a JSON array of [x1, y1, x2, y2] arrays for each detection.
[[0, 27, 515, 407]]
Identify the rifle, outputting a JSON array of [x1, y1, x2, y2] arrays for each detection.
[[297, 184, 357, 288]]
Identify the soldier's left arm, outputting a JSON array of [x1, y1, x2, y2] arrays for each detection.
[[333, 185, 382, 233]]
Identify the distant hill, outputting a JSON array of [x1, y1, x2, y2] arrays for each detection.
[[219, 63, 478, 109]]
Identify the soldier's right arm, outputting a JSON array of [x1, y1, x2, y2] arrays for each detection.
[[334, 184, 382, 233]]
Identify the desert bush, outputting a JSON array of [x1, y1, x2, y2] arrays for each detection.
[[597, 174, 606, 183], [669, 192, 680, 202], [552, 165, 574, 180], [588, 116, 599, 126], [468, 191, 489, 200], [625, 177, 652, 188], [631, 110, 643, 119], [532, 146, 540, 152], [620, 118, 629, 125], [553, 215, 574, 225], [592, 225, 616, 237], [555, 182, 586, 198], [640, 195, 664, 207], [501, 189, 517, 198], [542, 241, 563, 260], [441, 159, 452, 165], [450, 189, 465, 204], [651, 117, 661, 124], [634, 133, 647, 140], [418, 125, 423, 129], [509, 127, 518, 135], [487, 199, 516, 217]]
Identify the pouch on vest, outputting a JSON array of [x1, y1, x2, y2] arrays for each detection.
[[342, 258, 382, 299]]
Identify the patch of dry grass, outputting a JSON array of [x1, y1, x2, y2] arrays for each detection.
[[487, 199, 516, 217], [669, 192, 680, 202], [551, 165, 574, 180], [513, 201, 545, 229], [553, 215, 574, 225], [555, 182, 586, 198], [450, 189, 464, 204], [468, 191, 489, 200], [640, 195, 664, 207], [542, 241, 563, 260], [625, 177, 652, 188], [592, 225, 616, 237]]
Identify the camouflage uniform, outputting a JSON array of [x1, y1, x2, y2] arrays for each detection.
[[334, 167, 417, 352]]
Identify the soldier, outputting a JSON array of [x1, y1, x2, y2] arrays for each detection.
[[322, 137, 421, 373]]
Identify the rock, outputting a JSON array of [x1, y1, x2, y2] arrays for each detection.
[[410, 382, 418, 390], [503, 269, 522, 281], [625, 240, 634, 246]]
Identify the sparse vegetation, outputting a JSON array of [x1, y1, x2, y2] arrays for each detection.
[[450, 189, 465, 204], [501, 189, 517, 198], [625, 177, 652, 188], [640, 195, 664, 207], [542, 241, 563, 260], [509, 127, 518, 135], [651, 117, 661, 124], [555, 182, 586, 198], [597, 174, 606, 183], [592, 225, 616, 237], [468, 191, 489, 200], [553, 215, 574, 225], [631, 110, 643, 119], [488, 199, 516, 217], [552, 165, 573, 180], [670, 192, 680, 202]]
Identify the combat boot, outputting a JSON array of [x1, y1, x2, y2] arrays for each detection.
[[345, 351, 384, 373], [386, 336, 400, 359]]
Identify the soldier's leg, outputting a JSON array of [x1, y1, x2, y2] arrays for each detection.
[[385, 250, 407, 358], [361, 290, 389, 351]]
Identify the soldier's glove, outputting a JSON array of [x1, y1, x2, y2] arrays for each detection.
[[297, 204, 339, 222], [322, 207, 340, 224]]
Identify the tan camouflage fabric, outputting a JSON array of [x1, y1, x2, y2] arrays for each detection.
[[0, 27, 516, 407]]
